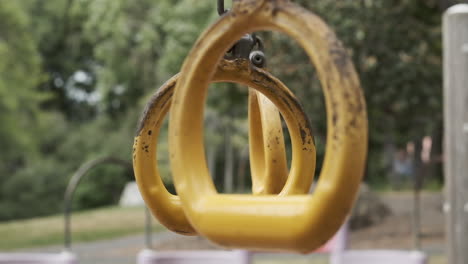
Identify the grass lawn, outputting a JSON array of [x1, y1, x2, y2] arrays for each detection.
[[0, 206, 162, 251]]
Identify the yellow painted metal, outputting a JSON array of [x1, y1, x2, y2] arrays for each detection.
[[169, 0, 368, 253], [134, 73, 194, 235], [249, 91, 288, 195], [133, 58, 315, 235]]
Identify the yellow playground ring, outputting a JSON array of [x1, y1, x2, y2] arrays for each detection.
[[134, 58, 316, 235], [168, 0, 368, 253]]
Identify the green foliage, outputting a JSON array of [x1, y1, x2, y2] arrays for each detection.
[[262, 0, 444, 182], [0, 1, 46, 220], [1, 158, 67, 220], [18, 0, 98, 120], [0, 206, 160, 250], [0, 1, 42, 162], [0, 0, 450, 220]]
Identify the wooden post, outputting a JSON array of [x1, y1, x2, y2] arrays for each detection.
[[443, 4, 468, 264]]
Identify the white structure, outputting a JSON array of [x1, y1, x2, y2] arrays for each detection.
[[0, 251, 77, 264], [443, 4, 468, 264], [119, 181, 145, 207]]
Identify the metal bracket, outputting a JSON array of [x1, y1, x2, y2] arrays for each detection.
[[225, 34, 267, 68], [217, 0, 266, 67]]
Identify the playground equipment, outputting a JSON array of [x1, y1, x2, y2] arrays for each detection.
[[166, 0, 367, 252], [0, 157, 131, 264], [133, 58, 316, 235], [63, 157, 133, 249], [134, 0, 317, 236], [1, 0, 439, 262], [134, 0, 367, 254]]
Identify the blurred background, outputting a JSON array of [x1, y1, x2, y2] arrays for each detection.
[[0, 0, 465, 263]]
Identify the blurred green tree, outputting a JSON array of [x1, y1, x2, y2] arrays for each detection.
[[1, 0, 458, 220], [0, 1, 45, 219], [263, 0, 444, 185]]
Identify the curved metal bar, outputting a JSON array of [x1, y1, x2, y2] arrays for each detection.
[[63, 157, 132, 250], [167, 0, 367, 252], [134, 58, 315, 235]]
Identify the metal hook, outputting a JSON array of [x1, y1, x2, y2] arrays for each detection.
[[217, 0, 266, 68], [218, 0, 227, 15]]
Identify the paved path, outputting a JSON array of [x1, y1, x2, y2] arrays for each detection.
[[26, 232, 176, 264], [24, 232, 330, 264], [21, 231, 443, 264]]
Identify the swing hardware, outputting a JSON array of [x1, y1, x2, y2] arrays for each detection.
[[217, 0, 228, 15], [134, 0, 368, 254], [134, 58, 315, 235], [219, 0, 266, 67], [168, 0, 368, 253]]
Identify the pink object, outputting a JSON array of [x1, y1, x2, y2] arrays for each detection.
[[137, 249, 251, 264], [0, 251, 77, 264], [315, 223, 348, 253], [325, 222, 427, 264]]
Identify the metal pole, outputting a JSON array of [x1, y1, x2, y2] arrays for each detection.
[[443, 5, 468, 264], [412, 140, 423, 250], [224, 125, 234, 193], [145, 207, 153, 249], [237, 146, 249, 192], [208, 146, 218, 181], [63, 157, 132, 250]]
